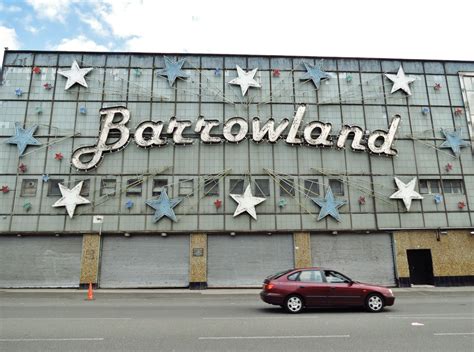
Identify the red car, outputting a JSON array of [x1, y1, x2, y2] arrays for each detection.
[[260, 267, 395, 313]]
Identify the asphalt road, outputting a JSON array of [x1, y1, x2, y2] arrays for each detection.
[[0, 289, 473, 352]]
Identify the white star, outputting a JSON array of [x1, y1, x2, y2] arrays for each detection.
[[389, 177, 423, 211], [58, 60, 93, 90], [228, 65, 261, 96], [52, 181, 91, 218], [385, 66, 416, 95], [230, 185, 266, 220]]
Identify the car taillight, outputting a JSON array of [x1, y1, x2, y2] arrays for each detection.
[[264, 283, 275, 290]]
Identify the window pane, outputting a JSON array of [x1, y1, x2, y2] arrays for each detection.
[[75, 179, 90, 196], [329, 179, 344, 196], [429, 180, 440, 194], [204, 177, 219, 196], [229, 179, 244, 194], [443, 180, 463, 194], [280, 178, 295, 197], [419, 180, 429, 194], [126, 178, 142, 196], [48, 179, 64, 196], [20, 179, 38, 197], [254, 179, 270, 197], [152, 178, 168, 196], [304, 179, 320, 197], [100, 179, 116, 196], [179, 179, 194, 196]]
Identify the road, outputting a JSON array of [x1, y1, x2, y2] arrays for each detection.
[[0, 288, 473, 351]]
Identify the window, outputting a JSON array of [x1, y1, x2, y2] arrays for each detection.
[[324, 270, 351, 284], [298, 270, 323, 283], [126, 178, 143, 196], [287, 272, 300, 281], [204, 177, 219, 196], [100, 178, 116, 196], [442, 180, 464, 194], [280, 178, 295, 197], [329, 179, 344, 196], [152, 178, 168, 196], [75, 179, 90, 196], [304, 179, 320, 197], [419, 179, 441, 194], [254, 179, 270, 197], [20, 179, 38, 197], [47, 179, 64, 196], [178, 179, 194, 197], [229, 179, 244, 195]]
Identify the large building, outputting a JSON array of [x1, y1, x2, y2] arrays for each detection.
[[0, 50, 472, 289]]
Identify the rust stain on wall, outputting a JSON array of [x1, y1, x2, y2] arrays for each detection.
[[80, 234, 101, 284], [294, 232, 312, 268]]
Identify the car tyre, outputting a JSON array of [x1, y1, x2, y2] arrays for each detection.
[[285, 295, 304, 314], [365, 293, 384, 313]]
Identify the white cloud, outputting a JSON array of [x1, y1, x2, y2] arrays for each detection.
[[0, 3, 22, 12], [91, 0, 474, 60], [0, 26, 20, 65], [54, 35, 108, 51], [26, 0, 77, 23]]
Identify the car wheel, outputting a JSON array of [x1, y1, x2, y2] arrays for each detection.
[[285, 295, 304, 314], [365, 293, 384, 312]]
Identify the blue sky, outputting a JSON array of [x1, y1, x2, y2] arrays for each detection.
[[1, 0, 473, 65]]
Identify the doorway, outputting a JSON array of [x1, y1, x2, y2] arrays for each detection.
[[406, 249, 434, 285]]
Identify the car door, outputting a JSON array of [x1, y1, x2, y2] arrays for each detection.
[[324, 270, 363, 307], [294, 270, 330, 307]]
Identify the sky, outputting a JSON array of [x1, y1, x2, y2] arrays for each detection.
[[0, 0, 473, 66]]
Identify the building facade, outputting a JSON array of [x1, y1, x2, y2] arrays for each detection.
[[0, 50, 472, 288]]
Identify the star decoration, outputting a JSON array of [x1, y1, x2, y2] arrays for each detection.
[[32, 66, 41, 74], [385, 66, 416, 95], [134, 68, 142, 77], [458, 201, 466, 209], [42, 174, 49, 183], [145, 189, 182, 223], [15, 88, 23, 96], [439, 129, 470, 156], [55, 152, 64, 161], [23, 201, 32, 211], [79, 106, 87, 114], [272, 69, 281, 77], [278, 198, 288, 208], [228, 65, 261, 96], [311, 187, 346, 222], [230, 185, 266, 220], [156, 56, 189, 87], [52, 181, 91, 218], [214, 68, 221, 76], [434, 194, 443, 204], [346, 74, 353, 83], [125, 199, 134, 209], [389, 177, 423, 211], [433, 82, 442, 90], [300, 61, 330, 89], [18, 163, 27, 173], [6, 122, 41, 157], [454, 108, 463, 116], [421, 107, 430, 115], [1, 185, 9, 193], [445, 163, 453, 172], [43, 83, 53, 90], [358, 196, 366, 205], [214, 199, 222, 209], [58, 60, 93, 90]]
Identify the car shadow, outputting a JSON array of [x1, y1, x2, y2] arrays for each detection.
[[256, 306, 392, 315]]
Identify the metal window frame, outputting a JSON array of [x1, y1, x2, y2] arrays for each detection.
[[20, 178, 38, 197], [47, 178, 65, 197]]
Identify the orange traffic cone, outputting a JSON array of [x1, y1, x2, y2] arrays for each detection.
[[87, 282, 95, 300]]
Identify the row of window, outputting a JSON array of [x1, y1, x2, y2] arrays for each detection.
[[17, 177, 464, 198]]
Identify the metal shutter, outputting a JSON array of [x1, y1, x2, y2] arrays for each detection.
[[207, 234, 294, 287], [311, 234, 396, 286], [0, 236, 82, 288], [99, 235, 189, 288]]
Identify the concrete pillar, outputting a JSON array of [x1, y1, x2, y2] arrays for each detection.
[[189, 233, 207, 289], [79, 234, 101, 286], [293, 232, 312, 268]]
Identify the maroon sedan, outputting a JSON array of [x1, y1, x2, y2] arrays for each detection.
[[260, 267, 395, 313]]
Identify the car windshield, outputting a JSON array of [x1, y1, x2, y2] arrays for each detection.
[[266, 269, 293, 280]]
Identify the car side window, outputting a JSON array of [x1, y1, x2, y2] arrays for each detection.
[[324, 270, 350, 284], [298, 270, 323, 283], [287, 272, 300, 281]]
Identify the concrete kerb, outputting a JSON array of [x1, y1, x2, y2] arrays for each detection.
[[1, 287, 473, 294]]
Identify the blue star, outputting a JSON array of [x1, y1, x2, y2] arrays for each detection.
[[439, 129, 470, 156], [156, 56, 189, 87], [311, 187, 346, 222], [42, 174, 50, 183], [145, 189, 182, 223], [300, 61, 331, 89], [5, 122, 41, 157], [434, 194, 443, 204], [125, 199, 134, 209]]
